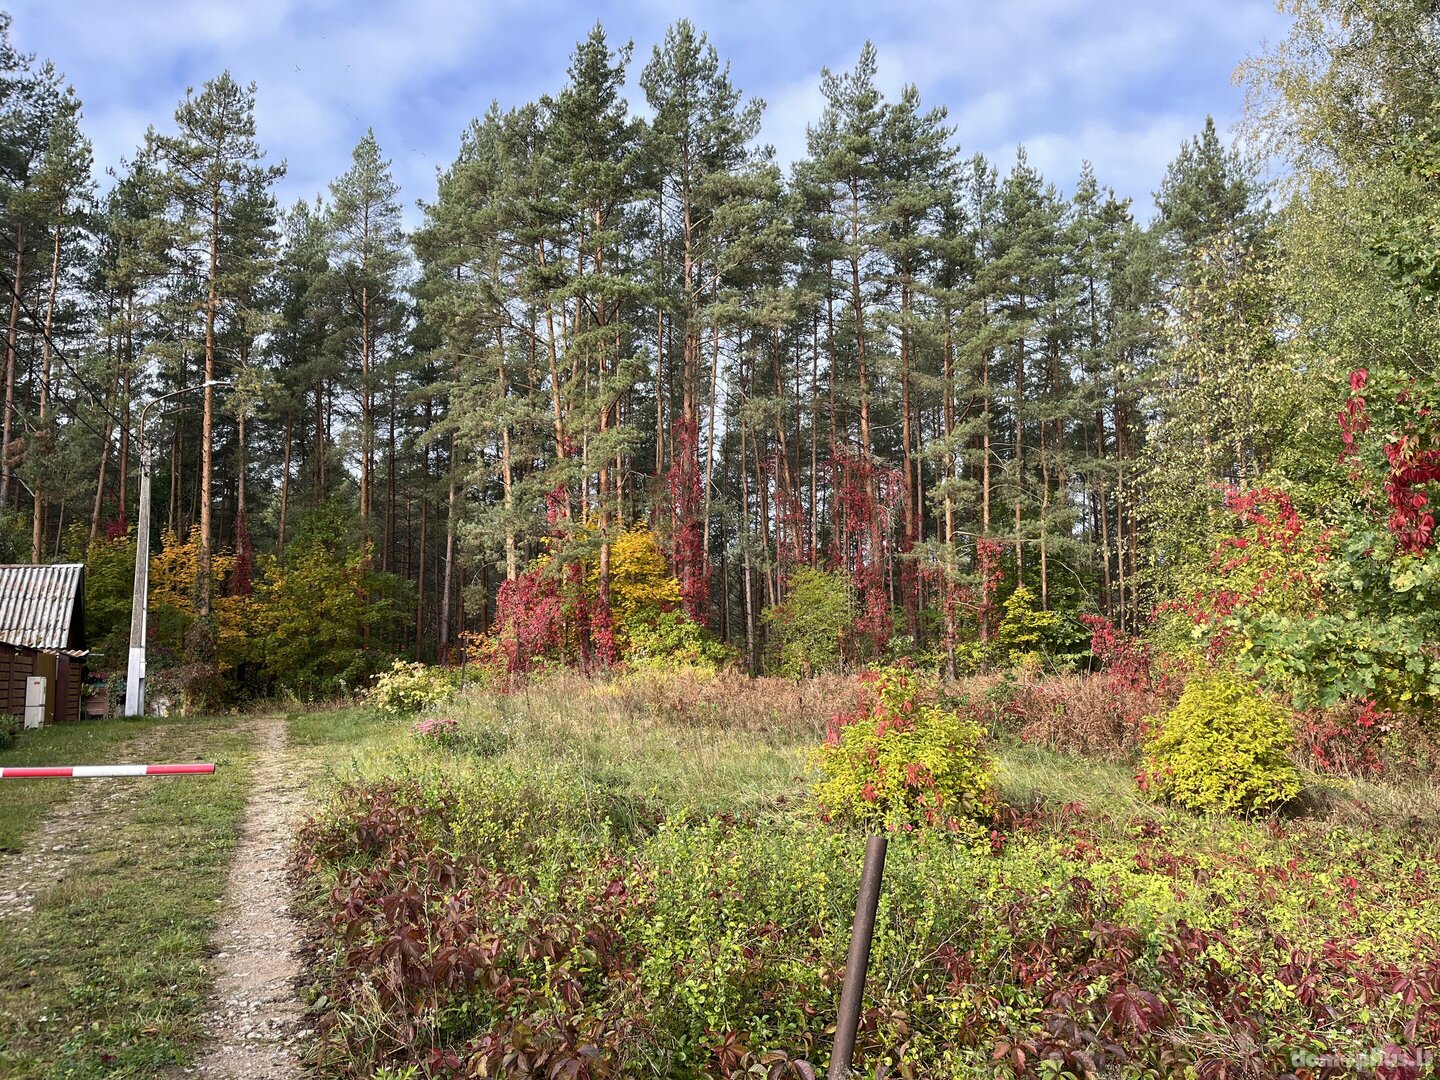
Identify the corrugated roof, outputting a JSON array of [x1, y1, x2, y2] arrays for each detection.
[[0, 564, 85, 651]]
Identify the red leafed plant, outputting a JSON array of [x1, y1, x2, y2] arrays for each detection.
[[975, 538, 1006, 643], [492, 563, 567, 674], [829, 450, 900, 656], [1072, 614, 1184, 742], [1157, 485, 1334, 660], [1298, 698, 1390, 778], [1339, 366, 1440, 555], [665, 417, 709, 623]]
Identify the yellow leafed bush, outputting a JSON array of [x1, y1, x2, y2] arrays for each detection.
[[1142, 674, 1301, 814]]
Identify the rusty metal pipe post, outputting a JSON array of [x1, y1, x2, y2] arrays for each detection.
[[829, 834, 888, 1079]]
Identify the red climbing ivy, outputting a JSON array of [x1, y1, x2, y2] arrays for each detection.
[[975, 538, 1006, 643], [1157, 485, 1334, 660], [1340, 366, 1440, 555], [491, 562, 567, 674], [665, 418, 709, 623], [829, 450, 900, 656]]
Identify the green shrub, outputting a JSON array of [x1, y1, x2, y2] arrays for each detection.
[[0, 714, 20, 750], [1142, 675, 1301, 814], [763, 567, 857, 677], [812, 665, 995, 834], [367, 660, 460, 716], [623, 608, 736, 672], [993, 585, 1087, 669]]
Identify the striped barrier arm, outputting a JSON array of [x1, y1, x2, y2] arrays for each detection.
[[0, 763, 216, 778]]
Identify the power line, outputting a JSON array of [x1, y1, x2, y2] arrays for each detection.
[[0, 264, 124, 449]]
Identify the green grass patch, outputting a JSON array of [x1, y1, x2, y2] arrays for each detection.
[[0, 717, 176, 854], [290, 678, 826, 820], [286, 702, 396, 750], [0, 717, 255, 1079]]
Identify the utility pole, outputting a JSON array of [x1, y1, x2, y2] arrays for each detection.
[[124, 381, 229, 717], [123, 437, 152, 717]]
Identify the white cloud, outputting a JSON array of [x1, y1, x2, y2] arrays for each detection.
[[8, 0, 1292, 225]]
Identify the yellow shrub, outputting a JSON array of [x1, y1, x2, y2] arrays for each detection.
[[1142, 675, 1301, 814]]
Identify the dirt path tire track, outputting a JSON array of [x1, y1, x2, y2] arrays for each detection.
[[183, 712, 311, 1079]]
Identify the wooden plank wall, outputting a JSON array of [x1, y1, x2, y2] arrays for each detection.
[[0, 647, 85, 722], [0, 646, 36, 720]]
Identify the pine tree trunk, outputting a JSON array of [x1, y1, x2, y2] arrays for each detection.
[[700, 324, 720, 563], [439, 434, 457, 660], [385, 371, 396, 571], [279, 412, 292, 558], [360, 282, 372, 524], [118, 313, 132, 517], [416, 432, 427, 660], [900, 277, 917, 638], [90, 313, 120, 546], [810, 314, 819, 566], [199, 194, 220, 621], [32, 217, 62, 563], [1096, 408, 1112, 615], [1039, 439, 1050, 610], [1, 225, 24, 510], [1013, 293, 1026, 579]]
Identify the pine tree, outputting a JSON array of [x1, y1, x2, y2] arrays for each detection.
[[642, 20, 764, 618], [148, 72, 283, 672], [873, 82, 955, 632], [0, 46, 60, 513], [22, 85, 92, 560], [1145, 119, 1275, 596], [545, 26, 649, 632], [97, 153, 170, 537], [270, 198, 338, 548], [328, 131, 407, 541], [800, 43, 889, 645]]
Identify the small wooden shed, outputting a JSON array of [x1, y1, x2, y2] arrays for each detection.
[[0, 563, 88, 725]]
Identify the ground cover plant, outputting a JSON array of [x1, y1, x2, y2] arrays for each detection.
[[290, 670, 1440, 1080]]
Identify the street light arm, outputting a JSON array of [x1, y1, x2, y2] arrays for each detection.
[[137, 380, 234, 447]]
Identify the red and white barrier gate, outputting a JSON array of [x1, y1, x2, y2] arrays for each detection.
[[0, 763, 216, 779]]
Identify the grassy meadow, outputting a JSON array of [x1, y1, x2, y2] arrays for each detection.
[[289, 669, 1440, 1079]]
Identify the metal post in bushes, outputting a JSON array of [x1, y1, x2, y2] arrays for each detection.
[[830, 834, 888, 1079]]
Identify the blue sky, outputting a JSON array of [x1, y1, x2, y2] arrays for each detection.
[[10, 0, 1288, 227]]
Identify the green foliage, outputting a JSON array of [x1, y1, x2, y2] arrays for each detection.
[[368, 660, 460, 716], [1206, 0, 1440, 725], [762, 568, 857, 677], [992, 585, 1085, 668], [81, 528, 136, 660], [291, 672, 1440, 1078], [812, 666, 995, 833], [1215, 376, 1440, 715], [251, 508, 407, 696], [1143, 675, 1302, 815], [1156, 486, 1338, 670], [1234, 599, 1440, 715], [0, 714, 19, 751], [623, 608, 734, 672]]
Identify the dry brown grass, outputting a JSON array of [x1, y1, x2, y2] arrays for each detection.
[[520, 667, 857, 739], [998, 672, 1168, 761]]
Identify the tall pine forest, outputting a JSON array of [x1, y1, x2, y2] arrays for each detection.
[[2, 2, 1438, 713]]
